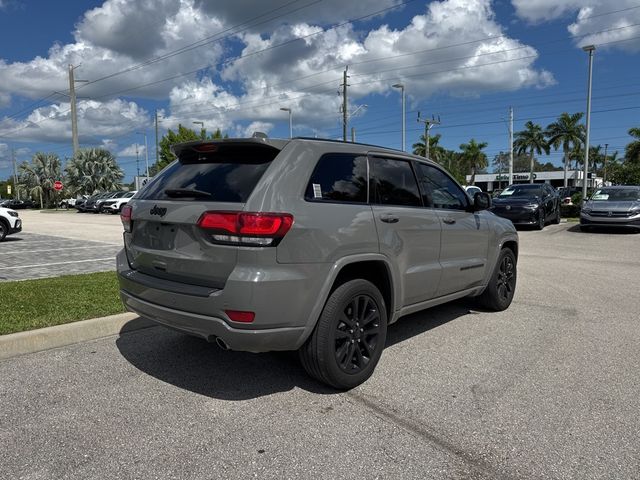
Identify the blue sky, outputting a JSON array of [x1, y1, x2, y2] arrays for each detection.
[[0, 0, 638, 182]]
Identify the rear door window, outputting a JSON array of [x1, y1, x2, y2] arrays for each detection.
[[138, 143, 279, 202], [305, 154, 368, 203], [369, 157, 421, 207]]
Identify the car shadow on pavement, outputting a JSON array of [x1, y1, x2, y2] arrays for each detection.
[[566, 224, 639, 234], [0, 236, 24, 242], [115, 301, 472, 401]]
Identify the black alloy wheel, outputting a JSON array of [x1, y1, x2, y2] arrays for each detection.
[[478, 248, 517, 311], [495, 254, 516, 305], [554, 206, 561, 224], [333, 294, 383, 374], [0, 221, 7, 241], [299, 279, 388, 389], [536, 209, 545, 230]]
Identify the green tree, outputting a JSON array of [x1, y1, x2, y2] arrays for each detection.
[[156, 124, 225, 172], [412, 133, 445, 162], [459, 139, 488, 186], [607, 158, 640, 185], [545, 112, 585, 188], [514, 121, 550, 184], [625, 127, 640, 164], [18, 152, 62, 208], [65, 148, 124, 196]]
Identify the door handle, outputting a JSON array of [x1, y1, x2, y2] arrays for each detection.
[[380, 214, 399, 224], [442, 217, 456, 225]]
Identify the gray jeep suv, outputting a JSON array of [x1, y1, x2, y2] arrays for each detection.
[[117, 137, 518, 389]]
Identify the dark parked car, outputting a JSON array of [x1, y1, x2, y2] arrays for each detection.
[[81, 192, 113, 212], [491, 183, 561, 230], [0, 199, 35, 209], [580, 186, 640, 231]]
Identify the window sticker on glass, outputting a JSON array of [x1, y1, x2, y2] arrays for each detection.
[[501, 188, 515, 195], [592, 193, 609, 200], [313, 183, 323, 199]]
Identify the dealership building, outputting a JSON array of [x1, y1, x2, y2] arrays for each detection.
[[465, 170, 603, 192]]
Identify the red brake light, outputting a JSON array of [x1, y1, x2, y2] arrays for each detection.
[[120, 205, 133, 232], [225, 310, 255, 323], [197, 211, 293, 246], [238, 213, 293, 236]]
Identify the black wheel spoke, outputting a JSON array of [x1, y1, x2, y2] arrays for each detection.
[[361, 338, 373, 358], [354, 345, 366, 367], [361, 309, 379, 327], [340, 312, 355, 328], [336, 341, 350, 365], [335, 329, 350, 340]]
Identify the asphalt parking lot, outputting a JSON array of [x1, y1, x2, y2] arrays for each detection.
[[0, 210, 122, 281], [1, 219, 639, 479]]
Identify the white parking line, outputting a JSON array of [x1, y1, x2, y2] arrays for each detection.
[[6, 246, 121, 254], [0, 258, 115, 270]]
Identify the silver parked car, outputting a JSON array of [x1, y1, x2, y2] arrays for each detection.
[[117, 137, 519, 389], [580, 185, 640, 231]]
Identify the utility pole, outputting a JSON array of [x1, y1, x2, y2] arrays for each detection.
[[603, 143, 608, 186], [137, 131, 150, 178], [154, 110, 159, 169], [417, 112, 440, 159], [508, 106, 514, 186], [135, 143, 140, 177], [68, 64, 80, 156], [582, 45, 595, 200], [12, 148, 19, 200], [342, 66, 349, 142], [351, 127, 356, 143]]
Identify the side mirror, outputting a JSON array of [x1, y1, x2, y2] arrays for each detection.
[[474, 192, 491, 211]]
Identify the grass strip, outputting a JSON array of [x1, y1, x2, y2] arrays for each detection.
[[1, 271, 126, 335]]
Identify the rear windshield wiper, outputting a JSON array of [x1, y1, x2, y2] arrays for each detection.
[[164, 188, 212, 198]]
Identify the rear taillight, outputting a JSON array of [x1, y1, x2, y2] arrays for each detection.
[[120, 205, 133, 232], [197, 211, 293, 246]]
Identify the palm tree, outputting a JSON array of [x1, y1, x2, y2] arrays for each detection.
[[65, 148, 124, 196], [513, 121, 550, 184], [18, 152, 62, 209], [459, 139, 488, 186], [625, 127, 640, 164], [545, 113, 585, 188], [412, 133, 444, 162]]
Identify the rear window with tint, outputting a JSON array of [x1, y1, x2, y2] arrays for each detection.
[[138, 143, 279, 202], [305, 154, 368, 203]]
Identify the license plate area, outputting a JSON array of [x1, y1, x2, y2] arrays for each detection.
[[136, 221, 178, 250]]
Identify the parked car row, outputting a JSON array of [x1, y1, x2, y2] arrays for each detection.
[[76, 191, 137, 213]]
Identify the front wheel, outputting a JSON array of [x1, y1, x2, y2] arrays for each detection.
[[477, 248, 517, 311], [553, 207, 561, 224], [299, 279, 388, 390], [0, 221, 7, 241], [536, 209, 545, 230]]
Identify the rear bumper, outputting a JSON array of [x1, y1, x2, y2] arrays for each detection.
[[116, 248, 329, 352], [120, 289, 306, 352]]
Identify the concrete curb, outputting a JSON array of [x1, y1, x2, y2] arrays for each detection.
[[0, 313, 156, 361]]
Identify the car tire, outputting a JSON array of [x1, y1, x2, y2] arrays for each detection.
[[536, 209, 545, 230], [477, 248, 517, 311], [0, 220, 7, 241], [299, 279, 388, 390], [553, 206, 561, 224]]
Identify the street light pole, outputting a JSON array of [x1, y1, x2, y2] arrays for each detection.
[[280, 108, 292, 138], [582, 45, 595, 201], [392, 83, 405, 151]]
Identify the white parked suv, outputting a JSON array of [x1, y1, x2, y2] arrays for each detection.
[[101, 191, 137, 214], [0, 206, 22, 241]]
